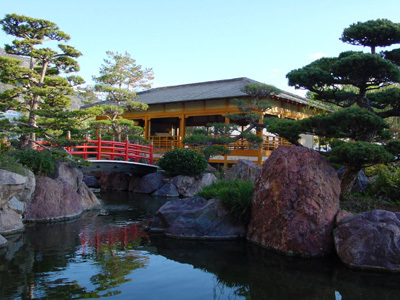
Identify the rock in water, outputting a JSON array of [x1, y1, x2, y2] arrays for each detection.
[[24, 177, 83, 222], [151, 197, 246, 239], [135, 172, 165, 194], [247, 146, 340, 257], [334, 210, 400, 272]]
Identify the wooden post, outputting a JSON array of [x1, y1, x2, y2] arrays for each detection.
[[97, 136, 101, 160], [144, 117, 150, 140], [125, 139, 129, 161], [83, 137, 88, 160], [224, 116, 230, 169], [179, 114, 185, 149], [257, 118, 263, 165], [149, 141, 154, 165]]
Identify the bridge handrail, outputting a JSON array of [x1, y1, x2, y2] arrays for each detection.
[[38, 137, 153, 164]]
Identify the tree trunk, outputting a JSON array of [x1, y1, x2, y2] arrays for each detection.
[[340, 166, 362, 199]]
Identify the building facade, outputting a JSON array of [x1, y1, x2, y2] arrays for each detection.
[[92, 77, 320, 165]]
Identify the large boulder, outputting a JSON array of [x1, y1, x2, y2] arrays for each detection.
[[0, 170, 27, 206], [99, 171, 131, 191], [24, 176, 83, 222], [152, 183, 180, 197], [128, 174, 142, 191], [53, 162, 83, 191], [135, 172, 165, 194], [225, 159, 262, 182], [82, 175, 100, 188], [170, 175, 195, 195], [182, 173, 217, 197], [334, 210, 400, 272], [16, 169, 35, 204], [0, 203, 24, 234], [78, 182, 102, 210], [337, 167, 368, 194], [247, 146, 341, 257], [151, 196, 246, 239]]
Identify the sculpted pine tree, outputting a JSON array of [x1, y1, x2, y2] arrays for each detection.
[[183, 83, 280, 160], [266, 19, 400, 198], [0, 14, 85, 148], [90, 51, 153, 142]]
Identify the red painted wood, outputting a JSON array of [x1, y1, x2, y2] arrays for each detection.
[[37, 138, 154, 164]]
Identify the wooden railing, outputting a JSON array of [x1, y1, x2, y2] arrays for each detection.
[[150, 135, 180, 153], [262, 135, 291, 150], [149, 134, 290, 154], [39, 137, 154, 164]]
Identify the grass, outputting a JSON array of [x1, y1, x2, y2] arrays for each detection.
[[340, 194, 400, 214]]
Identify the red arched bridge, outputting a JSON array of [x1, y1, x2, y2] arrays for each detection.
[[39, 137, 158, 175]]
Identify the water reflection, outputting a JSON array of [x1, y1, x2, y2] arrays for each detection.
[[1, 191, 400, 299]]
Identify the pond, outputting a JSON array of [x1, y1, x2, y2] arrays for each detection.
[[1, 191, 400, 299]]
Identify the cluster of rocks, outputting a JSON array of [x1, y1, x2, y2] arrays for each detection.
[[85, 170, 218, 198], [2, 145, 399, 273], [245, 146, 400, 272], [0, 162, 101, 246], [150, 146, 400, 273]]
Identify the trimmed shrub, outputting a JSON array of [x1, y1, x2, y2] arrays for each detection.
[[197, 180, 254, 224], [10, 149, 56, 176], [158, 148, 208, 177]]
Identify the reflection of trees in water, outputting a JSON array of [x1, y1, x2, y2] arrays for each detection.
[[80, 223, 150, 296], [149, 236, 251, 299], [0, 215, 150, 299]]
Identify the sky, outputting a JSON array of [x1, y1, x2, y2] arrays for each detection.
[[1, 0, 400, 97]]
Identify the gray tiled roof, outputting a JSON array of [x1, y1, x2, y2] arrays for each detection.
[[136, 77, 310, 105], [81, 77, 313, 108]]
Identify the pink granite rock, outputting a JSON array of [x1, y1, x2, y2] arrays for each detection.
[[247, 146, 340, 257], [24, 177, 83, 222]]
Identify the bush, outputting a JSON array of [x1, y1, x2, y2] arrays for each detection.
[[10, 149, 57, 176], [364, 164, 400, 202], [0, 154, 30, 176], [197, 180, 254, 224], [158, 148, 207, 176]]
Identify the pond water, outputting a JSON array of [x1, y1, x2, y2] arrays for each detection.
[[1, 191, 400, 300]]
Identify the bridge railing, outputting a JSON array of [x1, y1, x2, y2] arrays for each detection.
[[38, 137, 153, 164]]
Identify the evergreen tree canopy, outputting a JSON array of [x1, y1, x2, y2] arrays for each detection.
[[184, 83, 280, 160], [90, 51, 152, 142], [340, 19, 400, 54], [0, 13, 86, 148], [269, 18, 400, 198]]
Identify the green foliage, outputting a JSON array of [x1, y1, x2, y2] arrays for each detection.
[[127, 135, 149, 145], [340, 19, 400, 53], [183, 83, 280, 160], [264, 117, 304, 145], [0, 13, 86, 148], [364, 164, 400, 201], [91, 51, 151, 141], [364, 164, 387, 177], [329, 141, 394, 167], [158, 148, 208, 176], [9, 149, 56, 176], [284, 19, 400, 198], [183, 123, 235, 160], [197, 180, 254, 224], [0, 153, 29, 176]]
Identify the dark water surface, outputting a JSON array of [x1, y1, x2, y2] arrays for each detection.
[[1, 191, 400, 299]]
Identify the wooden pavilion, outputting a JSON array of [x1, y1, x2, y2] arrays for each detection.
[[91, 77, 320, 165]]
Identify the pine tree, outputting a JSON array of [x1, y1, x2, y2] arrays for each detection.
[[0, 13, 85, 148]]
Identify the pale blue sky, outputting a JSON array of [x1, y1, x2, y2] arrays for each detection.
[[1, 0, 400, 96]]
